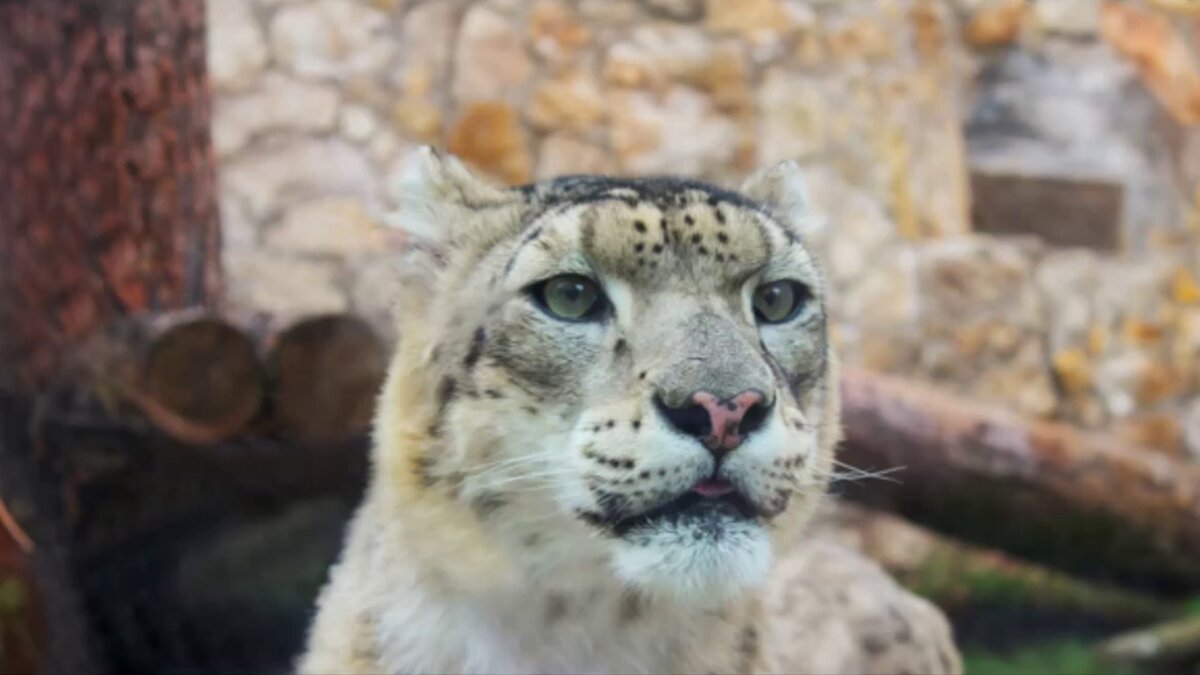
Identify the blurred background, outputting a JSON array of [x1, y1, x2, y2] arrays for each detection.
[[2, 0, 1200, 673]]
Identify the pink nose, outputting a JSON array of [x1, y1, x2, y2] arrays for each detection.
[[655, 389, 770, 455], [692, 391, 767, 453]]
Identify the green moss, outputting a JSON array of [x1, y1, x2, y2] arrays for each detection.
[[964, 641, 1132, 675], [1185, 597, 1200, 617], [899, 546, 1171, 624]]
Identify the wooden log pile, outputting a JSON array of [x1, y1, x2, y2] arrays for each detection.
[[62, 311, 389, 446]]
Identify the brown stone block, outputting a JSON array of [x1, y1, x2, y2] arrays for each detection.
[[970, 170, 1125, 251]]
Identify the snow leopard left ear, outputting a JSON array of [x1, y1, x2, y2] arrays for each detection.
[[739, 160, 812, 232], [384, 146, 524, 250]]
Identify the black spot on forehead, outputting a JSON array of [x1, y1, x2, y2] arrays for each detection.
[[524, 175, 767, 214]]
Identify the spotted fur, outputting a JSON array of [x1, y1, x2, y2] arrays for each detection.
[[298, 148, 961, 674]]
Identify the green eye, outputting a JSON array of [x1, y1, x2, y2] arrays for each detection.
[[753, 280, 809, 324], [536, 275, 607, 322]]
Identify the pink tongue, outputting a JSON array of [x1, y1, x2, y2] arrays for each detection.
[[691, 479, 735, 498]]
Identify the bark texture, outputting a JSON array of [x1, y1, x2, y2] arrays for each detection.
[[838, 367, 1200, 594], [0, 0, 221, 395]]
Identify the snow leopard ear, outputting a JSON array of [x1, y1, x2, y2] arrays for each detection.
[[739, 160, 812, 231], [384, 146, 523, 250]]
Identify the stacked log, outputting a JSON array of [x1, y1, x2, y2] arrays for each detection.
[[66, 312, 389, 445], [265, 315, 389, 444]]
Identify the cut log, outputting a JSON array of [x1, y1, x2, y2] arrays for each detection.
[[68, 310, 264, 444], [266, 315, 388, 444], [140, 313, 264, 441], [836, 367, 1200, 595]]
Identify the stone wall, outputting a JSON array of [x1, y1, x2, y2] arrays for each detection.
[[205, 0, 1200, 459]]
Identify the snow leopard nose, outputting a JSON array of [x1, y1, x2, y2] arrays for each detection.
[[654, 389, 772, 455]]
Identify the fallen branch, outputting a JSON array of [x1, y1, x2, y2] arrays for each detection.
[[837, 367, 1200, 595], [1096, 615, 1200, 671]]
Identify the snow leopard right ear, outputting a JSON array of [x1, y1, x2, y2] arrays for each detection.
[[739, 160, 812, 232], [384, 146, 523, 251]]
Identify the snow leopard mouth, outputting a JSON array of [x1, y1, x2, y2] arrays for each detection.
[[608, 482, 760, 539]]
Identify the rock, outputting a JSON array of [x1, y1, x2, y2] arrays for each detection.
[[1035, 250, 1103, 354], [1184, 399, 1200, 461], [603, 23, 751, 108], [684, 43, 751, 113], [391, 99, 442, 142], [212, 74, 340, 156], [969, 170, 1124, 251], [1177, 308, 1200, 357], [339, 104, 379, 143], [756, 69, 828, 164], [350, 256, 403, 342], [224, 251, 348, 317], [396, 2, 462, 92], [529, 1, 592, 62], [757, 6, 969, 238], [604, 24, 721, 91], [912, 236, 1048, 402], [1100, 1, 1200, 125], [826, 14, 895, 62], [454, 6, 534, 103], [528, 71, 606, 131], [963, 0, 1029, 48], [368, 130, 411, 167], [610, 87, 739, 178], [536, 136, 616, 179], [1137, 360, 1181, 407], [207, 0, 268, 92], [446, 102, 533, 185], [1092, 257, 1174, 330], [799, 167, 897, 286], [1172, 267, 1200, 305], [917, 236, 1041, 327], [1094, 350, 1149, 418], [578, 0, 640, 24], [705, 0, 796, 44], [639, 0, 703, 21], [220, 138, 378, 220], [1033, 0, 1099, 36], [266, 198, 386, 256], [838, 249, 920, 331], [1052, 348, 1093, 395], [219, 193, 259, 250], [270, 0, 393, 80]]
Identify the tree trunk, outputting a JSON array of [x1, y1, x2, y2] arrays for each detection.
[[837, 368, 1200, 595], [0, 2, 220, 672], [0, 0, 221, 396]]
